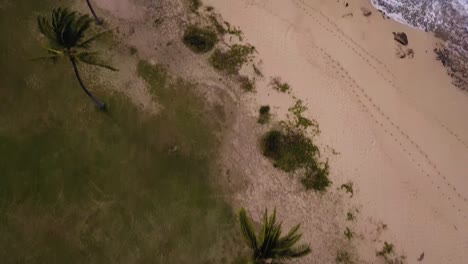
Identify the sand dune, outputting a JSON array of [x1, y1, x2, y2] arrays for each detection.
[[205, 0, 468, 263]]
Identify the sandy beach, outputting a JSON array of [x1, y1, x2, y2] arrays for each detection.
[[202, 0, 468, 263], [37, 0, 468, 264]]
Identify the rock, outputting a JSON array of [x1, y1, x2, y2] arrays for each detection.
[[393, 32, 409, 45], [406, 48, 414, 58], [361, 7, 372, 16]]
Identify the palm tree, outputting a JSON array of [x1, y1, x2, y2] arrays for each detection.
[[238, 208, 311, 264], [85, 0, 103, 25], [36, 8, 116, 110]]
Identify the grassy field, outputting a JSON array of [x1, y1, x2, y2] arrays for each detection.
[[0, 1, 240, 263]]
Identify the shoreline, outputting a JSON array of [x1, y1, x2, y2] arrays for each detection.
[[369, 0, 468, 90], [206, 0, 468, 263]]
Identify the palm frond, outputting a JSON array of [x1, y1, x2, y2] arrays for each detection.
[[37, 16, 55, 41], [77, 30, 110, 48], [238, 207, 311, 262], [277, 224, 302, 250], [287, 244, 311, 258], [239, 208, 258, 252], [76, 52, 117, 71]]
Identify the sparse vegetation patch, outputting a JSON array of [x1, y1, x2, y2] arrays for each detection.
[[209, 15, 226, 35], [188, 0, 202, 12], [336, 250, 355, 264], [258, 105, 271, 124], [210, 44, 255, 74], [183, 25, 218, 53], [341, 182, 354, 197], [239, 75, 255, 92], [261, 100, 331, 191], [270, 76, 291, 93]]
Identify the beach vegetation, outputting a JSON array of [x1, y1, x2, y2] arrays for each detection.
[[336, 250, 355, 264], [377, 242, 394, 257], [270, 76, 291, 93], [344, 227, 353, 240], [258, 105, 271, 124], [183, 25, 218, 53], [35, 8, 116, 110], [253, 64, 263, 77], [224, 21, 244, 40], [209, 15, 227, 35], [340, 182, 354, 197], [346, 211, 355, 221], [188, 0, 202, 12], [262, 100, 331, 191], [240, 75, 256, 92], [238, 208, 311, 263], [210, 44, 255, 74]]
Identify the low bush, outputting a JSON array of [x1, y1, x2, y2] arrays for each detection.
[[183, 26, 218, 53], [270, 76, 291, 93], [188, 0, 202, 12], [340, 182, 354, 197], [210, 44, 255, 74], [239, 75, 255, 92], [261, 100, 331, 191], [258, 105, 271, 124]]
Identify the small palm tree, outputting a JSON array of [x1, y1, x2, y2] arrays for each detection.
[[85, 0, 103, 25], [238, 208, 311, 264], [35, 8, 116, 110]]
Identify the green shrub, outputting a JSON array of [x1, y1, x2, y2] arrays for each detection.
[[258, 105, 270, 124], [301, 161, 331, 191], [183, 26, 218, 53], [270, 77, 290, 93], [188, 0, 202, 12], [340, 182, 354, 197], [261, 100, 331, 192], [239, 75, 255, 92], [262, 130, 283, 160], [210, 44, 255, 74]]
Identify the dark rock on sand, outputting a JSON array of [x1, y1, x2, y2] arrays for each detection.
[[393, 32, 409, 45]]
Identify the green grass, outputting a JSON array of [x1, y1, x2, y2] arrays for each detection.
[[183, 25, 218, 54], [210, 44, 255, 75], [0, 1, 241, 262]]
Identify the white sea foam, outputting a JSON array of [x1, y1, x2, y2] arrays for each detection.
[[370, 0, 468, 89]]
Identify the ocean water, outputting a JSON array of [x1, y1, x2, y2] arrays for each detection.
[[370, 0, 468, 90]]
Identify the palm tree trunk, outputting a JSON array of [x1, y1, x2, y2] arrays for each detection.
[[85, 0, 103, 25], [70, 57, 106, 110]]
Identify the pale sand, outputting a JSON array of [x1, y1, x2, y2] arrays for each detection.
[[205, 0, 468, 263]]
